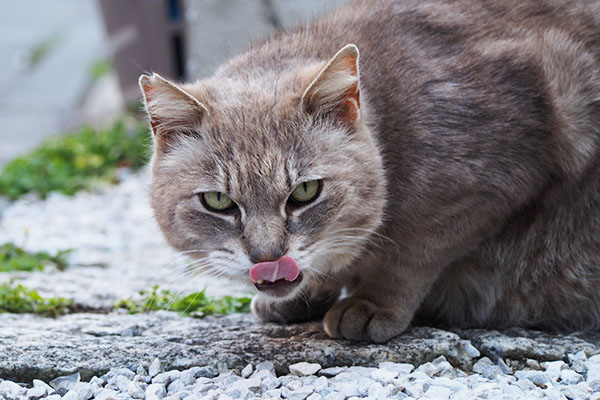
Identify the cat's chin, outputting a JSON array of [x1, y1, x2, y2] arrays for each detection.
[[253, 271, 304, 298]]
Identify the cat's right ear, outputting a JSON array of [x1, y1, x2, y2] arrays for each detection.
[[138, 73, 209, 150], [301, 44, 361, 126]]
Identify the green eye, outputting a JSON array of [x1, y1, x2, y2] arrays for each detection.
[[290, 180, 321, 204], [202, 191, 234, 211]]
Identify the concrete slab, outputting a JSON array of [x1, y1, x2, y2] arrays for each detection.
[[2, 311, 599, 384], [185, 0, 276, 79], [184, 0, 350, 80]]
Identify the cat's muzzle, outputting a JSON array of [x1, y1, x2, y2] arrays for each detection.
[[249, 255, 303, 297]]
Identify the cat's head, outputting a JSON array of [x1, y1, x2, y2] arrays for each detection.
[[140, 44, 386, 300]]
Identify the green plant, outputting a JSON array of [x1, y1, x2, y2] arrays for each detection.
[[27, 32, 63, 68], [0, 119, 151, 200], [89, 58, 112, 80], [0, 242, 71, 272], [0, 281, 73, 317], [116, 285, 252, 317]]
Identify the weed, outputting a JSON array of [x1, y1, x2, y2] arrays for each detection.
[[0, 242, 70, 272], [89, 58, 112, 80], [26, 31, 63, 68], [0, 119, 151, 200], [0, 280, 73, 317], [116, 285, 252, 317]]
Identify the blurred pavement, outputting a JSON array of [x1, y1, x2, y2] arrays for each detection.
[[0, 0, 110, 166], [185, 0, 348, 79]]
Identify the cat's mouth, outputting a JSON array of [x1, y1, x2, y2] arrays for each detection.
[[249, 256, 303, 297], [253, 272, 304, 297]]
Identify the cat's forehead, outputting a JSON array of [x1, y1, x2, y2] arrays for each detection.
[[204, 118, 307, 191], [199, 78, 309, 162], [211, 81, 297, 124], [172, 76, 329, 198], [205, 99, 302, 161]]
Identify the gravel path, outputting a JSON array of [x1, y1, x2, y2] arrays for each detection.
[[1, 354, 599, 400], [0, 172, 599, 399]]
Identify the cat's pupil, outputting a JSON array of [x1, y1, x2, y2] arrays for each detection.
[[217, 192, 221, 202], [289, 180, 321, 206]]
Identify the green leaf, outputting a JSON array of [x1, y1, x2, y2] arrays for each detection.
[[89, 58, 112, 80], [0, 281, 73, 317], [115, 286, 252, 317], [0, 242, 71, 272], [0, 118, 151, 200]]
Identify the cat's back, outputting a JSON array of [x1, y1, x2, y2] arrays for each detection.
[[344, 0, 600, 112], [278, 0, 600, 68], [223, 0, 600, 106], [340, 0, 600, 50], [254, 0, 600, 170], [333, 0, 600, 182]]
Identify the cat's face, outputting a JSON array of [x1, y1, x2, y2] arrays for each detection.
[[141, 45, 386, 300]]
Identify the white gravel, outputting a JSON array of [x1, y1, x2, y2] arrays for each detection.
[[1, 354, 599, 400]]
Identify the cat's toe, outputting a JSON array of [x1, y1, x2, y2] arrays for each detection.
[[324, 297, 409, 343]]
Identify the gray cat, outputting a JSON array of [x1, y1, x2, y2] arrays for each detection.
[[139, 0, 600, 343]]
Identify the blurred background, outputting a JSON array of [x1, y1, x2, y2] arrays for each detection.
[[0, 0, 347, 167]]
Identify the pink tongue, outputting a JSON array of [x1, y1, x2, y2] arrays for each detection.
[[249, 256, 299, 283]]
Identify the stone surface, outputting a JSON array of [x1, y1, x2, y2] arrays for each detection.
[[289, 362, 322, 377], [146, 383, 166, 398], [1, 311, 599, 385], [378, 362, 414, 375], [26, 385, 48, 400], [456, 327, 600, 367], [514, 370, 550, 386], [240, 364, 253, 379], [49, 372, 80, 392]]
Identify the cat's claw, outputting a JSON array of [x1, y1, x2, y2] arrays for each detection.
[[324, 297, 409, 343]]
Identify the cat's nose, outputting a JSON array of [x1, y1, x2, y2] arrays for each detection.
[[248, 245, 287, 264], [243, 215, 287, 263]]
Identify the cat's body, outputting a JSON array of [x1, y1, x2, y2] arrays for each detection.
[[140, 0, 600, 343]]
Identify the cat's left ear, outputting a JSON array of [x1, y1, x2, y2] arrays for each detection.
[[301, 44, 361, 125], [139, 73, 209, 148]]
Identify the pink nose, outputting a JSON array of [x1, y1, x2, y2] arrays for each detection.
[[249, 255, 300, 283]]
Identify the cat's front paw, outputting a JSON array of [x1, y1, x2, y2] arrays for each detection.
[[324, 297, 410, 343], [251, 294, 289, 323], [251, 291, 336, 323]]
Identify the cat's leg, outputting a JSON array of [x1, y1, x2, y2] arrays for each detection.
[[324, 259, 442, 343], [251, 278, 341, 323]]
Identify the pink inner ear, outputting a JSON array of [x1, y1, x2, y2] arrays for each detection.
[[249, 256, 300, 283], [142, 82, 154, 97], [340, 88, 360, 123], [302, 46, 361, 124], [338, 51, 359, 76], [140, 76, 158, 103]]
